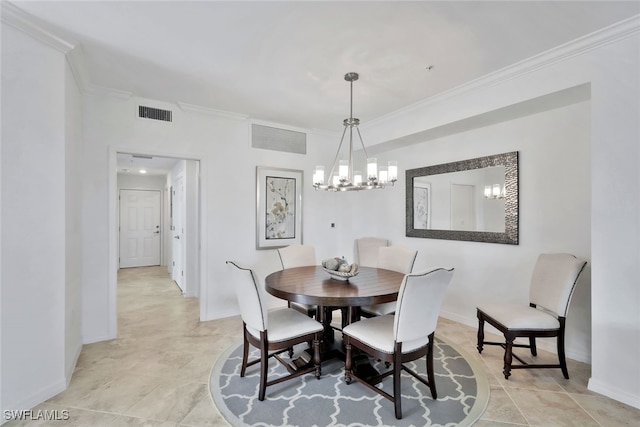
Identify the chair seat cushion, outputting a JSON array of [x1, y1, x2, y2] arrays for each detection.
[[247, 308, 323, 342], [361, 302, 395, 316], [477, 304, 560, 330], [342, 315, 429, 353]]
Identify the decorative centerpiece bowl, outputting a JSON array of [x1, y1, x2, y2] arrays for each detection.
[[322, 267, 359, 281], [321, 257, 359, 281]]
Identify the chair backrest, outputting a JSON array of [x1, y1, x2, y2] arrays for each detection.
[[277, 245, 316, 269], [355, 237, 390, 267], [378, 245, 417, 274], [394, 267, 454, 343], [529, 253, 587, 317], [226, 261, 267, 332]]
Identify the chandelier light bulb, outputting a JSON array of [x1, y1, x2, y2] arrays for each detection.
[[367, 157, 378, 181], [354, 171, 363, 186], [493, 184, 501, 198], [379, 168, 388, 184], [339, 160, 349, 182], [388, 161, 398, 183]]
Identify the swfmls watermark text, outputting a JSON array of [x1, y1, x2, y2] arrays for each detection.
[[3, 409, 70, 421]]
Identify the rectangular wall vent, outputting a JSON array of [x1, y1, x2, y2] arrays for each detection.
[[251, 123, 306, 154], [138, 105, 172, 122]]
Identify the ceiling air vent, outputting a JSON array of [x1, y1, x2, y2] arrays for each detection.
[[251, 123, 306, 154], [138, 105, 172, 122]]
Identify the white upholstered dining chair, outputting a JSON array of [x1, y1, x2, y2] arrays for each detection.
[[343, 267, 455, 419], [277, 245, 317, 318], [476, 253, 587, 379], [226, 261, 322, 401], [354, 237, 390, 267], [360, 245, 418, 317]]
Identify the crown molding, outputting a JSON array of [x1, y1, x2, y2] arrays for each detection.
[[65, 45, 90, 92], [177, 102, 249, 120], [85, 84, 132, 100], [365, 14, 640, 129], [2, 1, 91, 92], [1, 1, 76, 53]]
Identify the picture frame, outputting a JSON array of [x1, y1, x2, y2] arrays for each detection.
[[256, 166, 303, 249], [413, 182, 431, 230]]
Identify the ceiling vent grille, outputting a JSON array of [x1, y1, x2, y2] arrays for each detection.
[[138, 105, 172, 122], [251, 123, 306, 154]]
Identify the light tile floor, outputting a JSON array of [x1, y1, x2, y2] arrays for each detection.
[[6, 266, 640, 426]]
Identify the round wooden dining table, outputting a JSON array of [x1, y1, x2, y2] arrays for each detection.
[[265, 265, 405, 307], [265, 265, 405, 346]]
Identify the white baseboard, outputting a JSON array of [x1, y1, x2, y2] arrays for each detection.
[[440, 310, 477, 329], [1, 378, 67, 424], [81, 332, 114, 345], [588, 377, 640, 410], [65, 343, 83, 386], [202, 308, 240, 322]]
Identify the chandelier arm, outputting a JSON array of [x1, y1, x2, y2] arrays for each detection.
[[355, 126, 369, 159], [327, 125, 349, 181]]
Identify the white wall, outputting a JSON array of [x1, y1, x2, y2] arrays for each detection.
[[184, 160, 199, 297], [589, 33, 640, 409], [1, 23, 71, 412], [117, 173, 167, 192], [64, 53, 83, 385]]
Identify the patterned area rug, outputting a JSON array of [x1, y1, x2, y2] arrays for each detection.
[[209, 337, 489, 427]]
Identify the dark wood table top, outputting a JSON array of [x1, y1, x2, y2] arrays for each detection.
[[265, 265, 405, 307]]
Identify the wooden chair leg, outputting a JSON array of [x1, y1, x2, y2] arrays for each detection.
[[313, 335, 321, 379], [558, 329, 569, 379], [529, 337, 537, 356], [503, 335, 514, 379], [258, 336, 268, 401], [477, 314, 485, 354], [344, 340, 353, 384], [426, 338, 437, 399], [241, 328, 249, 377], [393, 347, 403, 419]]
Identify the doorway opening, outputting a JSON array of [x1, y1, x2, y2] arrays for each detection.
[[111, 150, 204, 337]]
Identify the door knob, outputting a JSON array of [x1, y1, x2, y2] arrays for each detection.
[[174, 235, 180, 239]]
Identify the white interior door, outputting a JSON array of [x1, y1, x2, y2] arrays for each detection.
[[172, 176, 185, 291], [450, 184, 476, 231], [119, 189, 161, 268]]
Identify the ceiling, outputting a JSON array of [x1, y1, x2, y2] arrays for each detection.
[[11, 1, 639, 130], [116, 153, 179, 176], [7, 1, 639, 174]]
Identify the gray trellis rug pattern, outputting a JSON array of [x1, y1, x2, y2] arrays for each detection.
[[209, 337, 489, 427]]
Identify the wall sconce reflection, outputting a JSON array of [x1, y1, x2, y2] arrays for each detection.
[[484, 184, 505, 200]]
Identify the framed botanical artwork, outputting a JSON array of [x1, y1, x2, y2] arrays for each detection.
[[413, 182, 431, 230], [256, 166, 303, 249]]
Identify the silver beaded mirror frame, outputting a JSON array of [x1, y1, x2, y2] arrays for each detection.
[[406, 151, 519, 245]]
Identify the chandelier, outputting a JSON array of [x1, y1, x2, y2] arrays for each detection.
[[313, 72, 397, 191]]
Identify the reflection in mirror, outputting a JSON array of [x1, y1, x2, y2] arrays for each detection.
[[406, 152, 518, 244]]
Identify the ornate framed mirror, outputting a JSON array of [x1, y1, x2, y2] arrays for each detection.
[[406, 151, 519, 244]]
